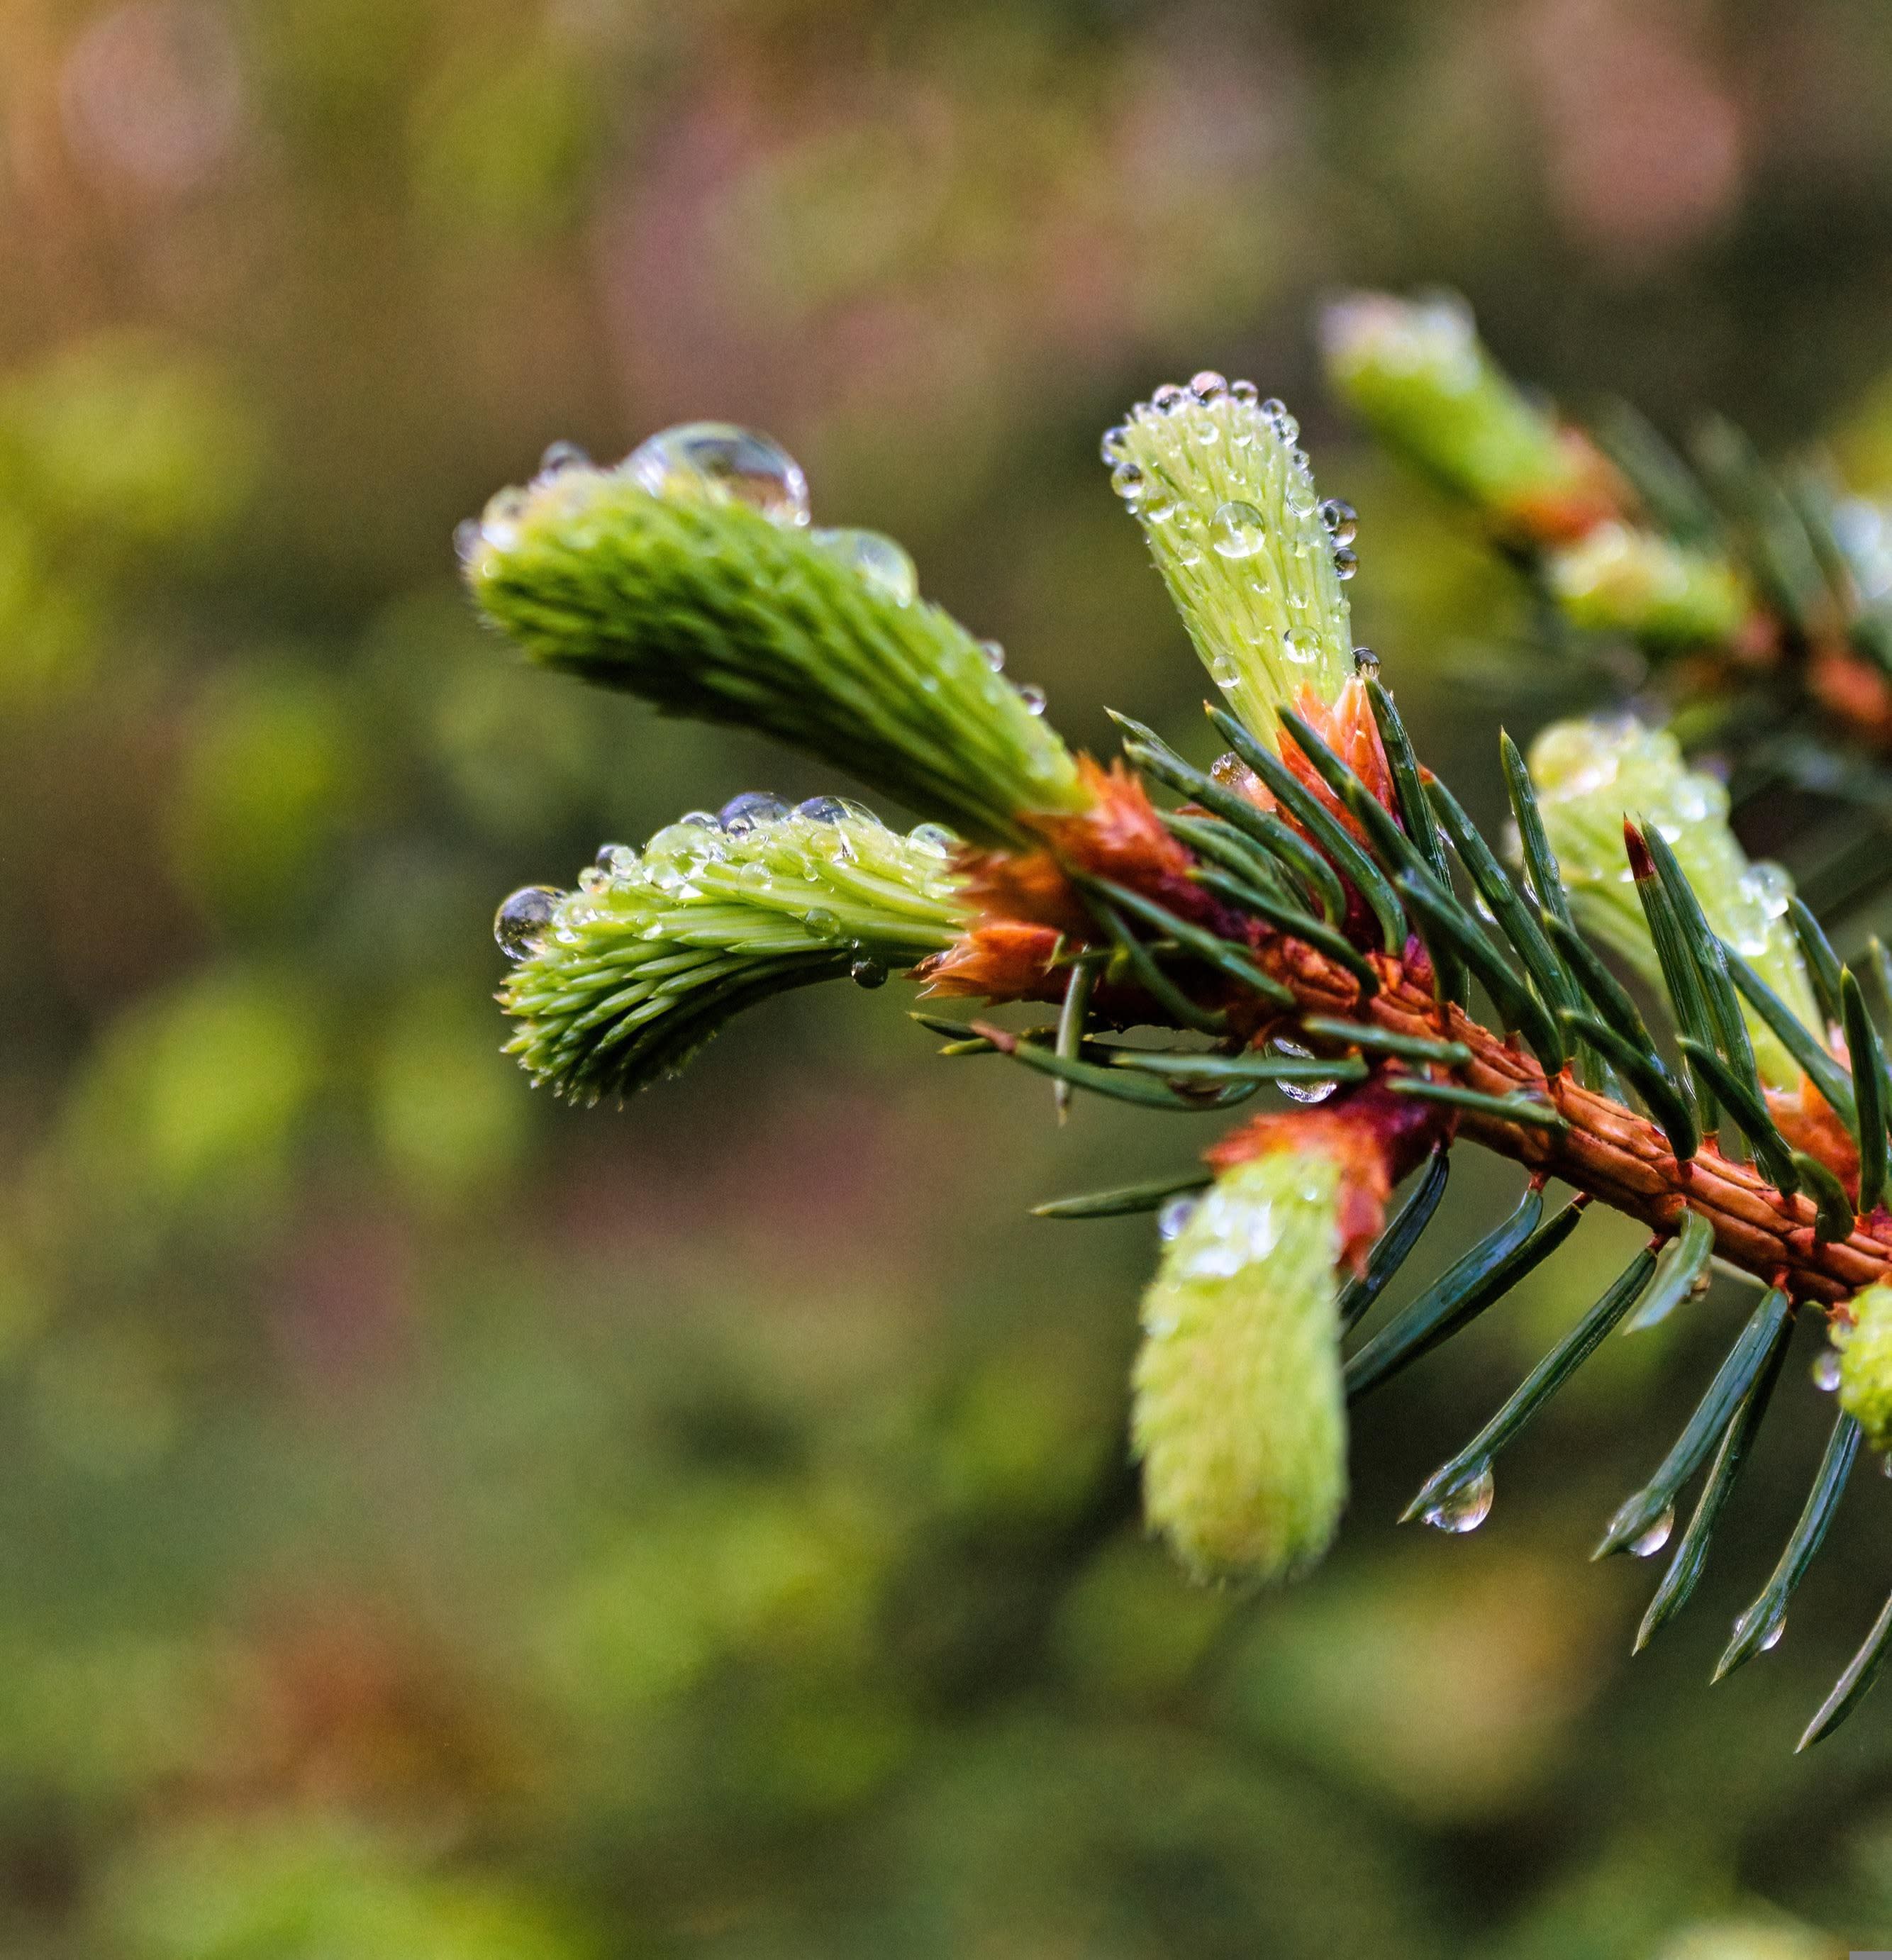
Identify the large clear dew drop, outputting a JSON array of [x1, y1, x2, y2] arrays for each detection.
[[1422, 1464, 1494, 1534], [495, 885, 562, 960], [795, 794, 878, 825], [626, 421, 811, 528], [1211, 499, 1268, 559], [718, 790, 792, 833], [1629, 1504, 1675, 1558], [811, 526, 917, 605]]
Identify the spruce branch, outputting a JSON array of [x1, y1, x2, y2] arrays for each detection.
[[472, 374, 1892, 1749], [1322, 288, 1892, 769]]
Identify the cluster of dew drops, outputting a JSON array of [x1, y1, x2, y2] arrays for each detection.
[[460, 421, 1047, 713], [494, 789, 956, 987], [477, 399, 1215, 974], [1377, 1308, 1868, 1558], [1098, 370, 1359, 583]]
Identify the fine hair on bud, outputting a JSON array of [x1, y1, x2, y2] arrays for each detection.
[[1547, 524, 1748, 646], [1131, 1147, 1347, 1583], [1318, 289, 1598, 527], [1103, 377, 1354, 748], [498, 801, 970, 1102], [1527, 713, 1820, 1088], [1840, 1285, 1892, 1453], [462, 435, 1091, 847]]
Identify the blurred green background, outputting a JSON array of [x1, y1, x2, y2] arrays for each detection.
[[6, 1, 1892, 1953]]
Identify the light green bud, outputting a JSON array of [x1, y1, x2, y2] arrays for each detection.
[[498, 803, 970, 1102], [1320, 290, 1586, 516], [464, 435, 1089, 845], [1547, 523, 1748, 646], [1528, 715, 1820, 1090], [1105, 376, 1353, 748], [1131, 1149, 1347, 1583], [1840, 1284, 1892, 1452]]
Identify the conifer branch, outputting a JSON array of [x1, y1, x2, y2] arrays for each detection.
[[471, 361, 1892, 1749]]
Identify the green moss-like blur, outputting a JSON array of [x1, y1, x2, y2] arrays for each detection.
[[6, 2, 1892, 1953]]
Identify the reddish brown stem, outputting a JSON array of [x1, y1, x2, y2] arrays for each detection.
[[1332, 954, 1885, 1308]]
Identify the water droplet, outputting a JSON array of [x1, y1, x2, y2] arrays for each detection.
[[849, 954, 888, 989], [1741, 860, 1794, 921], [1271, 1036, 1337, 1103], [1332, 547, 1359, 581], [1318, 498, 1358, 545], [1260, 399, 1298, 442], [1230, 379, 1260, 406], [718, 791, 792, 833], [980, 638, 1006, 672], [476, 486, 528, 552], [803, 906, 842, 940], [908, 823, 958, 855], [1352, 646, 1381, 676], [1813, 1346, 1843, 1391], [1157, 1193, 1198, 1240], [1423, 1464, 1494, 1534], [1211, 499, 1268, 559], [811, 526, 917, 604], [1208, 653, 1240, 690], [1630, 1504, 1675, 1557], [1152, 382, 1189, 412], [1101, 424, 1133, 464], [1732, 1602, 1786, 1655], [538, 439, 591, 477], [495, 885, 562, 960], [677, 810, 720, 830], [625, 422, 811, 527], [1189, 369, 1228, 402], [1281, 627, 1323, 667], [1018, 684, 1047, 715], [1209, 752, 1260, 796], [1110, 461, 1145, 501], [594, 841, 630, 869], [794, 796, 850, 823]]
